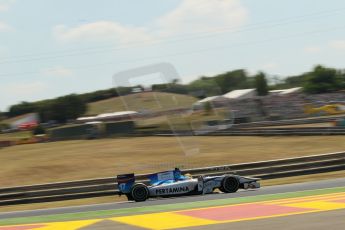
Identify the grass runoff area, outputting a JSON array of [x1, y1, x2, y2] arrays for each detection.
[[1, 136, 345, 188], [1, 185, 345, 226]]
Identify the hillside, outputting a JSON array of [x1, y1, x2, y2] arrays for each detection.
[[86, 92, 197, 115]]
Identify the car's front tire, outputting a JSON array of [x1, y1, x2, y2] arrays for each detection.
[[219, 176, 239, 193], [131, 183, 149, 202]]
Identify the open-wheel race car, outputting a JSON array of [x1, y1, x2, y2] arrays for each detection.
[[117, 168, 260, 202]]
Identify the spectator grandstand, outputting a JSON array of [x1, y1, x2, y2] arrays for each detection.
[[194, 88, 345, 122]]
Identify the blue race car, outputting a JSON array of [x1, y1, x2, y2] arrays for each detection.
[[117, 168, 260, 202]]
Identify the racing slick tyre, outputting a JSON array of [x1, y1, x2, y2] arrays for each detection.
[[131, 183, 149, 202], [219, 176, 239, 193]]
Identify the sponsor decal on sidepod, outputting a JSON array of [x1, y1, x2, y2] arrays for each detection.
[[155, 186, 189, 195]]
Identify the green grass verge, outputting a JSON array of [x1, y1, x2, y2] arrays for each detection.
[[1, 186, 345, 226]]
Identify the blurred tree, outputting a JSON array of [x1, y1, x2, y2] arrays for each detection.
[[49, 94, 87, 123], [80, 88, 119, 103], [9, 101, 36, 117], [188, 77, 221, 97], [338, 69, 345, 89], [304, 65, 342, 94], [0, 111, 4, 121], [36, 100, 54, 123], [152, 83, 188, 94], [255, 72, 269, 96], [213, 69, 249, 94]]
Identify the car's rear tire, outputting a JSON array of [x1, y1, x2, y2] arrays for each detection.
[[131, 183, 149, 202], [126, 193, 133, 201], [219, 176, 239, 193]]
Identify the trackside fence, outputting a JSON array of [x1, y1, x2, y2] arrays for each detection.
[[0, 151, 345, 206]]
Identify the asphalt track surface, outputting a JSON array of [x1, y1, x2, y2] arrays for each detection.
[[1, 177, 345, 220]]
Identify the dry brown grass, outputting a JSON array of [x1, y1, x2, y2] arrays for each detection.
[[1, 136, 345, 187], [0, 131, 31, 141], [86, 92, 197, 115], [254, 122, 333, 128]]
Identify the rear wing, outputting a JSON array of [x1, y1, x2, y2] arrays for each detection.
[[117, 173, 135, 194]]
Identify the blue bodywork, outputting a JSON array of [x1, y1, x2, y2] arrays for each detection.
[[117, 168, 187, 193], [148, 168, 187, 186], [117, 173, 135, 194]]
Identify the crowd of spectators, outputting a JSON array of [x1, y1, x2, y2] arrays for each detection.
[[213, 92, 345, 122]]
